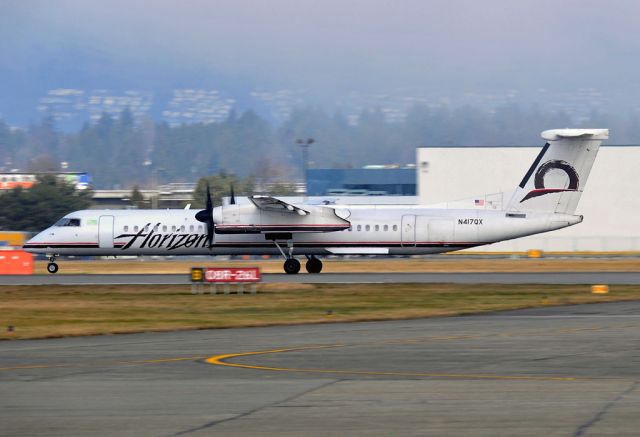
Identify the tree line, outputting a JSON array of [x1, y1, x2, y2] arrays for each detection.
[[1, 104, 639, 190]]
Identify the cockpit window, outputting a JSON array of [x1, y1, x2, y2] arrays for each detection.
[[54, 218, 81, 227]]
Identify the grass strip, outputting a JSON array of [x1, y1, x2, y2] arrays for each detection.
[[1, 283, 639, 340]]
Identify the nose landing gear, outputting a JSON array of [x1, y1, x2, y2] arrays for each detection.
[[47, 255, 59, 274]]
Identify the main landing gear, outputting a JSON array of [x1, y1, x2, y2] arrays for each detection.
[[47, 255, 59, 274], [284, 258, 301, 274], [272, 240, 323, 274], [305, 256, 322, 274]]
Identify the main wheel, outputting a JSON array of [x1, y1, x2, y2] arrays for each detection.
[[47, 262, 59, 274], [305, 258, 323, 273], [283, 258, 301, 274]]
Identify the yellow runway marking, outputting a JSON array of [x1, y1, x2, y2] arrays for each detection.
[[206, 345, 586, 381], [4, 323, 638, 375], [0, 356, 206, 372], [205, 324, 640, 381], [0, 363, 75, 371]]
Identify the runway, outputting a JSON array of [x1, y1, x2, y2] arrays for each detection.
[[2, 301, 640, 436], [2, 271, 640, 285]]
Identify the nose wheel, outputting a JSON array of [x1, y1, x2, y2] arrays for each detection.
[[46, 255, 59, 274], [47, 256, 59, 274]]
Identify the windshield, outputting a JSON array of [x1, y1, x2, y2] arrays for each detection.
[[54, 218, 81, 227]]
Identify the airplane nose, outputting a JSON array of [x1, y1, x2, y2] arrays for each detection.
[[23, 230, 52, 252]]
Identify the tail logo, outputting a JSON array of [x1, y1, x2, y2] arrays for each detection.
[[521, 160, 579, 202]]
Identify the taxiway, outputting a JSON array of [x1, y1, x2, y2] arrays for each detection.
[[1, 301, 640, 435]]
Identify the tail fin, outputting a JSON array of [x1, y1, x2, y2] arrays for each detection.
[[506, 129, 609, 214]]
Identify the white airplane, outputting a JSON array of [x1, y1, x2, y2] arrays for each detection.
[[24, 128, 608, 274]]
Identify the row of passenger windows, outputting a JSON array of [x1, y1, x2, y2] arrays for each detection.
[[123, 224, 204, 233], [349, 224, 398, 232], [120, 223, 395, 233]]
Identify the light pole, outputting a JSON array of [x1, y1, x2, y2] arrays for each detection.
[[296, 138, 315, 199]]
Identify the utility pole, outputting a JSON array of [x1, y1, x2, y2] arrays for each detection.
[[296, 138, 315, 201]]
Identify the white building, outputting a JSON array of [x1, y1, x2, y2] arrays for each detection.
[[417, 145, 640, 252]]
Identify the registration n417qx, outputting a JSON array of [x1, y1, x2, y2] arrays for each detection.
[[24, 128, 608, 274]]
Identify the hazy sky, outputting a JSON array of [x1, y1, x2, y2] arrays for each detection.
[[2, 0, 640, 106]]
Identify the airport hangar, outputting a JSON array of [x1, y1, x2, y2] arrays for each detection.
[[416, 144, 640, 252]]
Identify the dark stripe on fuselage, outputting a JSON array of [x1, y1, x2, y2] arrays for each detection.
[[24, 242, 482, 250], [23, 244, 100, 249], [216, 225, 349, 234]]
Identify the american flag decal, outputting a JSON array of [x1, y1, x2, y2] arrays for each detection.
[[474, 199, 485, 206]]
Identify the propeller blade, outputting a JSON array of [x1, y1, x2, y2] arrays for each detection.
[[207, 218, 214, 248], [195, 182, 215, 249], [206, 184, 212, 211], [230, 184, 236, 205]]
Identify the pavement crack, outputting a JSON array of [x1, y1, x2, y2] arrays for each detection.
[[169, 379, 340, 436], [573, 379, 639, 437]]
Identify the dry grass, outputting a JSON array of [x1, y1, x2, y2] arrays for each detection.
[[2, 283, 640, 340], [33, 257, 640, 275]]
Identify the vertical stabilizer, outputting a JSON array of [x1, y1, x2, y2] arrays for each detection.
[[506, 129, 608, 214]]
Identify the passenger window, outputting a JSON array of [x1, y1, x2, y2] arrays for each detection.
[[393, 225, 398, 231], [365, 225, 370, 231], [124, 225, 129, 232], [357, 225, 362, 231], [180, 225, 185, 232], [153, 224, 159, 232], [198, 225, 203, 232], [171, 225, 176, 232], [374, 225, 379, 231], [144, 225, 150, 232], [162, 225, 167, 232], [384, 225, 388, 231], [189, 225, 194, 232], [134, 226, 139, 232]]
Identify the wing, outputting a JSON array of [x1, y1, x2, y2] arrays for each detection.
[[248, 196, 310, 216], [214, 196, 350, 234]]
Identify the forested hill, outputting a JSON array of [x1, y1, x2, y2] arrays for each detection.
[[1, 105, 638, 189]]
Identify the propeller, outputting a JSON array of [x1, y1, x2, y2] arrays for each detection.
[[230, 184, 236, 205], [195, 183, 215, 248]]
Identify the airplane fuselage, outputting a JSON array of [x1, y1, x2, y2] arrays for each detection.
[[22, 128, 607, 274], [24, 205, 581, 257]]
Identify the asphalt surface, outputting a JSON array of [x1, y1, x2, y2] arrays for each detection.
[[2, 271, 640, 285], [2, 301, 640, 436]]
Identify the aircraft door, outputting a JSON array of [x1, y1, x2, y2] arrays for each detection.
[[98, 215, 115, 249], [401, 215, 416, 247]]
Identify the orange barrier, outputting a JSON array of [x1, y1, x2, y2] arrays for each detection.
[[0, 250, 33, 274]]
